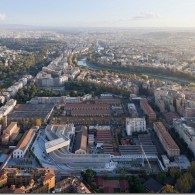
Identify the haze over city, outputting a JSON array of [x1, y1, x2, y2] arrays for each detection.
[[0, 0, 195, 194], [1, 0, 195, 28]]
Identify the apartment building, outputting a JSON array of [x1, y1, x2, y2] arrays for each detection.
[[0, 168, 55, 193], [173, 118, 195, 157], [126, 118, 146, 136], [140, 98, 156, 122], [1, 122, 19, 144]]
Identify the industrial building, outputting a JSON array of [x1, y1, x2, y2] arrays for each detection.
[[45, 124, 75, 153], [75, 126, 88, 155], [153, 122, 180, 157], [13, 126, 39, 158], [140, 98, 156, 122]]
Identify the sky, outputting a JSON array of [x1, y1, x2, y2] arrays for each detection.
[[1, 0, 195, 28]]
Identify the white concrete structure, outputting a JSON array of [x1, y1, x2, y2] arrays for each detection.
[[27, 94, 92, 105], [45, 138, 70, 153], [126, 118, 146, 135], [89, 125, 111, 131], [45, 124, 75, 153]]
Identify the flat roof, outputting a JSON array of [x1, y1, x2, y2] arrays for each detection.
[[45, 137, 65, 149], [8, 104, 54, 120]]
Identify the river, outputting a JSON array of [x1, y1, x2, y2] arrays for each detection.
[[77, 57, 99, 71], [77, 45, 191, 84]]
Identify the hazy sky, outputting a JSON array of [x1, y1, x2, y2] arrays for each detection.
[[1, 0, 195, 28]]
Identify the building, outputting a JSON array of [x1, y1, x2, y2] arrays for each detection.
[[140, 98, 156, 122], [45, 138, 70, 154], [45, 124, 75, 153], [54, 176, 91, 193], [75, 126, 88, 155], [1, 122, 19, 144], [13, 126, 39, 158], [88, 134, 94, 146], [27, 94, 92, 105], [153, 122, 180, 157], [126, 118, 146, 136], [144, 178, 163, 193], [96, 130, 112, 148], [95, 98, 121, 106], [128, 103, 138, 118], [173, 118, 195, 157], [185, 107, 195, 117], [0, 99, 17, 119], [0, 168, 55, 193], [8, 104, 54, 124], [162, 112, 180, 126]]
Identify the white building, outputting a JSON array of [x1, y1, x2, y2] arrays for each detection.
[[126, 118, 146, 136], [45, 138, 70, 153], [0, 99, 17, 119], [173, 118, 195, 157], [13, 126, 38, 158]]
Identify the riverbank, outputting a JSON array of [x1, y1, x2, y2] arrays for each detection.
[[77, 57, 194, 84]]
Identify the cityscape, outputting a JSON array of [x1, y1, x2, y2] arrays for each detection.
[[0, 0, 195, 194]]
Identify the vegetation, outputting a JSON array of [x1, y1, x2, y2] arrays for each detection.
[[15, 84, 66, 103], [85, 58, 195, 83], [162, 184, 174, 193], [81, 169, 97, 192], [0, 53, 49, 87], [35, 119, 42, 127], [175, 172, 194, 193], [127, 175, 146, 193], [0, 38, 66, 88], [65, 80, 130, 97]]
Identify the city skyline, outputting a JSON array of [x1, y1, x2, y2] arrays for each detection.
[[1, 0, 195, 28]]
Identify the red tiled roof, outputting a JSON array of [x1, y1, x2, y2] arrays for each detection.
[[65, 103, 110, 110], [153, 122, 179, 150], [140, 98, 156, 115], [71, 109, 111, 116]]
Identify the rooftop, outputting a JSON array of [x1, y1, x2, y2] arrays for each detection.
[[153, 122, 179, 150], [45, 137, 65, 149], [15, 127, 36, 151]]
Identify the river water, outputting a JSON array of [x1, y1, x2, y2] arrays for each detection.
[[77, 43, 105, 70]]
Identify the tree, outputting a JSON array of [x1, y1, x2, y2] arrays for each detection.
[[189, 83, 195, 87], [162, 184, 174, 193], [175, 172, 194, 193], [187, 162, 195, 179], [85, 169, 97, 182], [35, 118, 42, 127], [128, 175, 145, 193], [157, 171, 167, 184], [141, 74, 149, 80], [170, 168, 181, 180]]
